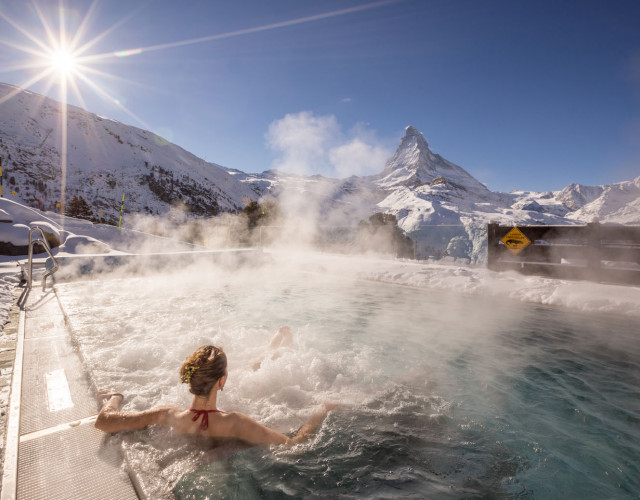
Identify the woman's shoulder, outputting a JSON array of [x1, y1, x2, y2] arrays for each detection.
[[140, 405, 187, 426], [214, 411, 290, 445], [218, 410, 249, 424], [208, 411, 248, 434]]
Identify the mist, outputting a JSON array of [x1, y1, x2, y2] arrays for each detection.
[[51, 253, 640, 498], [6, 189, 639, 498]]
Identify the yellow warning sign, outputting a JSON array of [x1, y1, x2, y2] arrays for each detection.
[[501, 226, 531, 255]]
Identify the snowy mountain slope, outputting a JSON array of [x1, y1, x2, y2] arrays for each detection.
[[2, 81, 638, 263], [556, 182, 605, 211], [565, 176, 640, 224], [0, 83, 256, 221], [369, 128, 578, 259], [227, 168, 386, 226], [233, 125, 639, 261]]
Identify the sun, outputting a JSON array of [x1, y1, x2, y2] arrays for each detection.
[[0, 2, 136, 218], [0, 0, 395, 215], [49, 48, 77, 76]]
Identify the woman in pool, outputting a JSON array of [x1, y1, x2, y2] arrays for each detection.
[[95, 327, 336, 446]]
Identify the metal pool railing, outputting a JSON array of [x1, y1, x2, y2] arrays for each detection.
[[26, 227, 59, 291]]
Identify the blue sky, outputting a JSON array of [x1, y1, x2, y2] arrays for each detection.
[[1, 0, 639, 192]]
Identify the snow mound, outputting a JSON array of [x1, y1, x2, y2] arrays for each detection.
[[29, 221, 62, 239], [2, 224, 31, 246], [59, 235, 111, 254]]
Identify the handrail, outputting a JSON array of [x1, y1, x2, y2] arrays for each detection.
[[27, 227, 59, 291]]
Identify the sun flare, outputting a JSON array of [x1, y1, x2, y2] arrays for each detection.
[[0, 0, 396, 214], [49, 48, 77, 76]]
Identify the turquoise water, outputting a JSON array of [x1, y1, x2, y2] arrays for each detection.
[[57, 269, 640, 498]]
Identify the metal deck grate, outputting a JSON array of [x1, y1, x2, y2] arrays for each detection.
[[20, 335, 98, 435], [0, 288, 140, 499], [24, 315, 68, 340], [23, 293, 60, 323], [17, 425, 137, 499]]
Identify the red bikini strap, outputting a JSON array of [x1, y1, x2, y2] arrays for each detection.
[[189, 408, 223, 441]]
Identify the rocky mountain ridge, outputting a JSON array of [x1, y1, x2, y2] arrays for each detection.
[[0, 83, 257, 223], [1, 82, 638, 261]]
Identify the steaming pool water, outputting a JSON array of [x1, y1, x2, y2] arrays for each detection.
[[55, 265, 640, 499]]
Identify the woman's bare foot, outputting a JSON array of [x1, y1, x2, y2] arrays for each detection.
[[268, 326, 293, 349], [252, 326, 294, 371]]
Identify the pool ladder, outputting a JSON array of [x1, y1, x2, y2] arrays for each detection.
[[23, 227, 59, 291]]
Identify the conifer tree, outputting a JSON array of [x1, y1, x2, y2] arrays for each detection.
[[66, 195, 93, 220]]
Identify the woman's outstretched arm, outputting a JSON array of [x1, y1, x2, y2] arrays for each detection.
[[94, 392, 177, 433], [228, 403, 337, 446], [289, 403, 338, 445]]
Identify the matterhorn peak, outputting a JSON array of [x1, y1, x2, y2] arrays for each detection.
[[379, 126, 432, 179], [376, 125, 490, 195], [404, 125, 426, 140], [401, 125, 430, 151]]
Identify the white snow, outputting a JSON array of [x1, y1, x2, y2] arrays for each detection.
[[566, 177, 640, 224], [59, 235, 111, 254], [2, 196, 639, 340], [2, 223, 31, 246], [0, 82, 257, 220], [1, 85, 639, 335], [265, 251, 640, 319], [3, 82, 640, 265], [233, 126, 640, 263], [0, 272, 18, 333]]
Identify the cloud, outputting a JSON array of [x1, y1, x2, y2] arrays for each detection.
[[266, 111, 391, 178], [265, 111, 339, 175], [329, 138, 390, 178]]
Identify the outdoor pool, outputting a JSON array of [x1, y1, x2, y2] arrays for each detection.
[[55, 264, 640, 499]]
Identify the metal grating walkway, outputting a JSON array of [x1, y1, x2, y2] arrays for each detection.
[[1, 288, 139, 500]]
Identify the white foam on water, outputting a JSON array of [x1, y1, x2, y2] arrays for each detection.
[[56, 269, 404, 435], [56, 264, 527, 425], [54, 262, 640, 497]]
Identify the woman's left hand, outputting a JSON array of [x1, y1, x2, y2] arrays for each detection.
[[97, 389, 124, 402]]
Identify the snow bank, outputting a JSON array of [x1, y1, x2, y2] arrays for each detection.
[[59, 235, 111, 254], [1, 195, 639, 340], [1, 224, 31, 246], [0, 198, 115, 258], [266, 251, 640, 319], [0, 199, 59, 227]]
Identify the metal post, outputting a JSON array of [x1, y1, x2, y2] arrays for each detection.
[[27, 229, 34, 289], [487, 222, 498, 270], [0, 154, 3, 197], [118, 194, 125, 230], [586, 221, 601, 282]]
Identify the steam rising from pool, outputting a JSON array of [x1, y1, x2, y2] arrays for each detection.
[[55, 263, 640, 498]]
